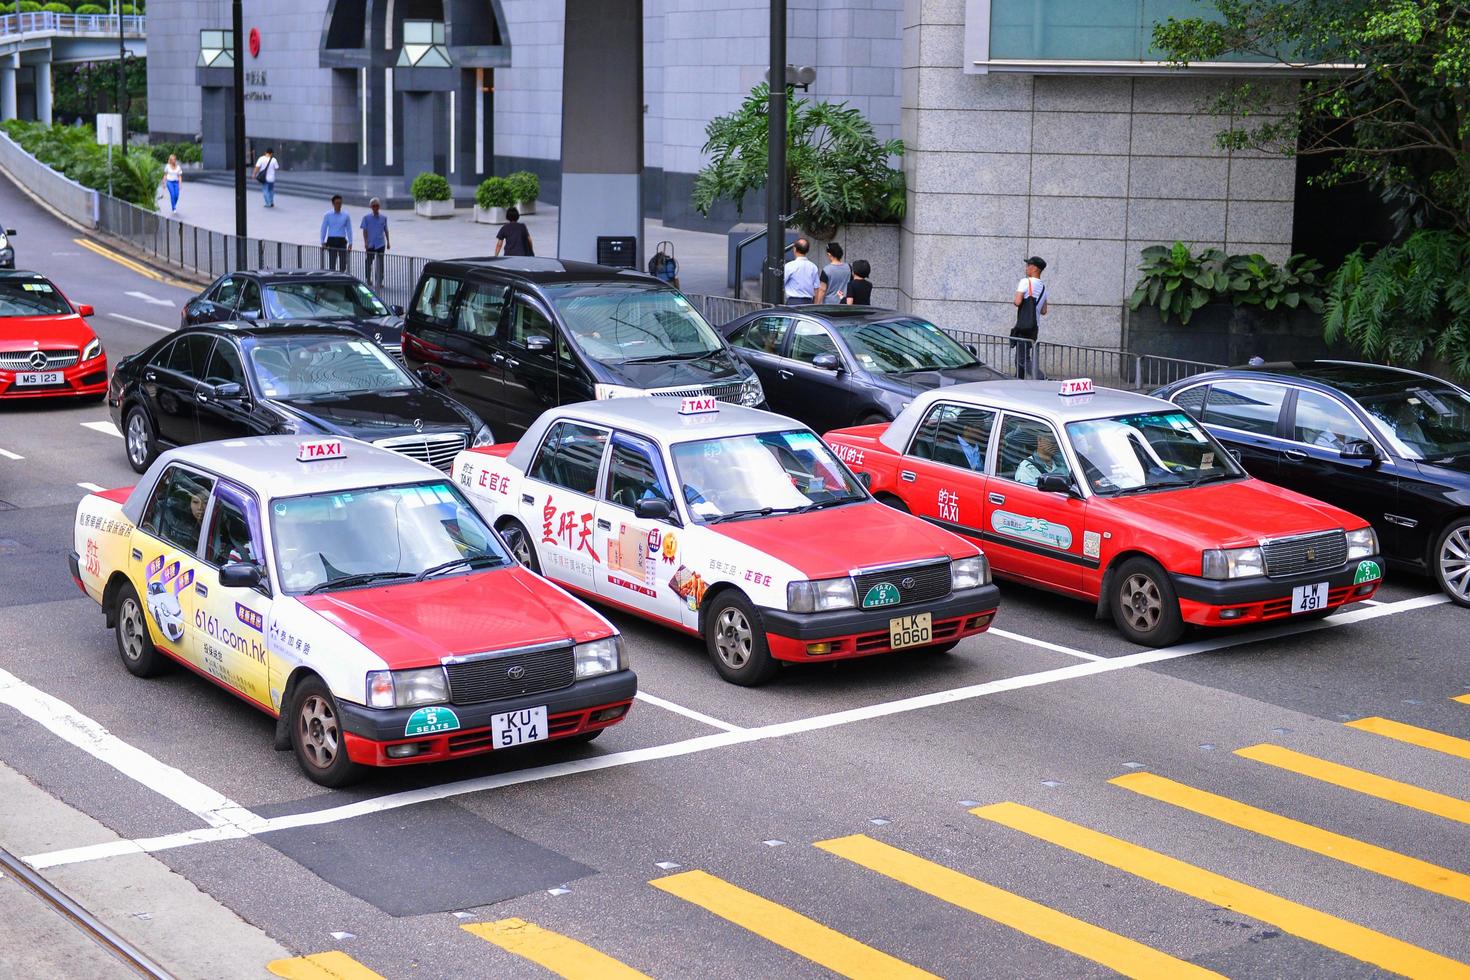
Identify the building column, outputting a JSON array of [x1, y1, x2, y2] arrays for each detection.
[[34, 58, 51, 125], [0, 56, 17, 121]]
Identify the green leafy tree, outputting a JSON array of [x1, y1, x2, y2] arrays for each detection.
[[693, 84, 904, 241]]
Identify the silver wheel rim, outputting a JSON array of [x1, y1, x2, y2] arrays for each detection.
[[714, 607, 753, 670], [1121, 572, 1163, 633], [1441, 526, 1470, 602], [506, 526, 532, 567], [298, 694, 340, 770], [126, 413, 149, 466], [119, 598, 145, 662]]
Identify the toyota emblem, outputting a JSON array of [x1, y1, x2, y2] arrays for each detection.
[[1305, 547, 1316, 562], [413, 418, 423, 432], [900, 576, 917, 590], [28, 351, 48, 370], [506, 664, 526, 680]]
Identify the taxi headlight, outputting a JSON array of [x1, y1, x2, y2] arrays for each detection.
[[739, 375, 764, 406], [1346, 527, 1378, 559], [594, 383, 646, 400], [952, 555, 989, 589], [574, 636, 626, 679], [472, 423, 495, 448], [83, 338, 102, 362], [787, 577, 856, 613], [1201, 546, 1265, 580], [365, 667, 449, 708]]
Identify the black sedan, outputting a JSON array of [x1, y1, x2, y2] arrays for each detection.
[[109, 322, 493, 474], [182, 270, 406, 361], [1154, 361, 1470, 605], [720, 306, 1004, 432]]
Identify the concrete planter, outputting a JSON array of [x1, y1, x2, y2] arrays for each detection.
[[516, 199, 537, 216], [1124, 303, 1343, 366], [414, 198, 455, 219], [474, 205, 508, 224]]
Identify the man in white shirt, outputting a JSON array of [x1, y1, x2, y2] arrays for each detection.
[[252, 148, 279, 208], [1015, 431, 1067, 487], [782, 238, 820, 305], [1011, 256, 1049, 379]]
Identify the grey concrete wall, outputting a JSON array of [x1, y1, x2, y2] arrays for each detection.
[[145, 0, 209, 140], [898, 0, 1297, 348]]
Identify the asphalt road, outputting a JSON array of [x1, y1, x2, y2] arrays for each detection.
[[2, 169, 1470, 979]]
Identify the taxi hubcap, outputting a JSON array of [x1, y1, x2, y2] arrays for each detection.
[[298, 695, 340, 769], [714, 608, 752, 669], [1442, 527, 1470, 601], [507, 528, 531, 566], [1121, 573, 1162, 632], [126, 414, 148, 464], [119, 598, 144, 661]]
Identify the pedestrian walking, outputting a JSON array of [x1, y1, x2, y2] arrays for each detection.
[[814, 241, 851, 304], [844, 259, 873, 306], [782, 238, 819, 305], [163, 154, 183, 213], [1010, 256, 1048, 379], [321, 194, 353, 272], [252, 148, 279, 208], [494, 207, 534, 257], [360, 198, 390, 289]]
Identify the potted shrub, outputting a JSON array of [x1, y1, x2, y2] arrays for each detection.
[[411, 171, 454, 219], [506, 170, 540, 215], [474, 176, 515, 224]]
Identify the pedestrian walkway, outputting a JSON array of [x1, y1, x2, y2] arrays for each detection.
[[271, 693, 1470, 978], [156, 178, 732, 296]]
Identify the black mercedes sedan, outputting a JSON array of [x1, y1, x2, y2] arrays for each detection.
[[182, 270, 407, 362], [109, 322, 493, 474], [1154, 361, 1470, 605], [720, 305, 1005, 432]]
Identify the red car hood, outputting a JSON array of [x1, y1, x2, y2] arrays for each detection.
[[298, 565, 610, 669], [0, 314, 96, 351], [710, 501, 975, 580], [1109, 478, 1366, 548]]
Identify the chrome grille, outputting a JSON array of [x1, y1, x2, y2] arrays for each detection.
[[649, 382, 745, 403], [380, 343, 405, 365], [852, 559, 952, 608], [1261, 530, 1347, 578], [372, 432, 467, 471], [445, 644, 575, 705], [0, 348, 79, 370]]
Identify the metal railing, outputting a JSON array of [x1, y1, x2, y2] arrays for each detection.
[[686, 293, 772, 327], [0, 12, 145, 36], [953, 331, 1222, 392]]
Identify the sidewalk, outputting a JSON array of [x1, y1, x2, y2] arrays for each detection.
[[158, 178, 733, 296]]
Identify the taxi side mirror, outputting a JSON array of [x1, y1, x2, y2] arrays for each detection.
[[77, 303, 95, 317], [856, 470, 872, 489], [1037, 473, 1075, 495], [219, 562, 264, 589], [415, 366, 444, 388], [390, 304, 405, 316], [634, 497, 674, 522], [812, 352, 841, 372], [1340, 440, 1379, 461]]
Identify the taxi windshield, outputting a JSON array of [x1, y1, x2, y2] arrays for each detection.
[[546, 283, 724, 364], [248, 335, 413, 399], [263, 281, 389, 320], [669, 429, 867, 522], [1357, 385, 1470, 461], [271, 480, 511, 593], [837, 318, 978, 374], [0, 280, 70, 316], [1067, 411, 1243, 496]]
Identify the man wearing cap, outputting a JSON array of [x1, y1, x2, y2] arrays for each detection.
[[1011, 256, 1049, 379]]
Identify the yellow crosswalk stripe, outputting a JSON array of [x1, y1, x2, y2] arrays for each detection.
[[1113, 772, 1470, 904], [463, 919, 649, 979], [1346, 717, 1470, 760], [1237, 743, 1470, 825], [974, 802, 1470, 979], [651, 869, 937, 980], [816, 834, 1223, 980], [267, 951, 386, 980]]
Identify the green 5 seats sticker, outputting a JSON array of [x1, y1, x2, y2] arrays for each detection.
[[404, 705, 461, 737], [862, 583, 901, 608], [1354, 560, 1382, 584]]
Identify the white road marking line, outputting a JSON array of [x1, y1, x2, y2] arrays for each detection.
[[124, 291, 177, 307], [0, 665, 267, 839], [1359, 599, 1384, 606], [989, 628, 1105, 662], [81, 421, 122, 438], [0, 447, 22, 460], [635, 691, 744, 732], [76, 482, 105, 493], [24, 593, 1445, 871], [107, 312, 171, 332]]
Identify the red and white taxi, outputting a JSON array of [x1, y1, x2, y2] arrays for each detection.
[[69, 436, 635, 786], [452, 397, 1002, 685], [825, 380, 1385, 646], [0, 270, 106, 400]]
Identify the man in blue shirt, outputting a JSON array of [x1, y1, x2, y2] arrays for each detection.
[[957, 421, 988, 470], [320, 194, 352, 272], [359, 198, 390, 288]]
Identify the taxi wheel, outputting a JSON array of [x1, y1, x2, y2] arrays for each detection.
[[1111, 557, 1185, 647], [1433, 517, 1470, 607], [704, 592, 778, 686], [124, 407, 157, 474], [499, 519, 541, 574], [114, 583, 170, 677], [875, 493, 910, 514], [290, 677, 366, 787], [919, 641, 959, 654], [564, 729, 604, 744]]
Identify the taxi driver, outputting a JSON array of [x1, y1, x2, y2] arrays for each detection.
[[1016, 431, 1067, 487]]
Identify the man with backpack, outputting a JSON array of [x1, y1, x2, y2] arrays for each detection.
[[1010, 256, 1048, 379]]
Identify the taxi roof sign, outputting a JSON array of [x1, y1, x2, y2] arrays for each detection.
[[297, 438, 346, 462], [1059, 378, 1094, 396], [679, 395, 719, 415]]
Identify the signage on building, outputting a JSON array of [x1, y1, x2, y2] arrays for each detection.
[[249, 28, 260, 58]]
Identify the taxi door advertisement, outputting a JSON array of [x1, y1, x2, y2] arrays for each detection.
[[132, 539, 200, 664], [190, 486, 273, 709]]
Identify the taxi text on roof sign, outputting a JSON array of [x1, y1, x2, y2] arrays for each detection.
[[296, 438, 346, 462], [679, 395, 718, 415], [1059, 378, 1094, 396]]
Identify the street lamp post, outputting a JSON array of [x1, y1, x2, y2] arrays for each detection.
[[231, 0, 246, 265], [764, 0, 786, 305], [116, 0, 125, 146]]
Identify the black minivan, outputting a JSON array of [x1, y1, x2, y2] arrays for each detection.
[[400, 257, 765, 436]]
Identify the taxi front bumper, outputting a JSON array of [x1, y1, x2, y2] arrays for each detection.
[[337, 669, 637, 766], [1170, 557, 1383, 626], [759, 583, 1001, 661]]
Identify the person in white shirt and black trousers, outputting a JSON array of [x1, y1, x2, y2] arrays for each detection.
[[1010, 256, 1048, 379]]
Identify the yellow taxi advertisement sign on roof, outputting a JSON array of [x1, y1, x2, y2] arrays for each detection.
[[1059, 378, 1094, 396], [679, 395, 719, 415], [297, 438, 346, 462]]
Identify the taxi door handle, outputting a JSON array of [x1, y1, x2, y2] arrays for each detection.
[[195, 583, 209, 597], [988, 492, 1005, 505], [778, 369, 793, 380], [144, 371, 157, 382], [1282, 449, 1308, 461], [521, 493, 534, 505], [597, 519, 611, 530], [131, 547, 142, 561], [900, 470, 916, 482]]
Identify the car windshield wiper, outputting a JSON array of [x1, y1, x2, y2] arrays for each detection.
[[620, 349, 717, 364], [1184, 470, 1238, 490], [305, 570, 416, 594], [792, 497, 864, 513], [704, 506, 777, 524], [415, 554, 505, 581], [1101, 484, 1162, 497]]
